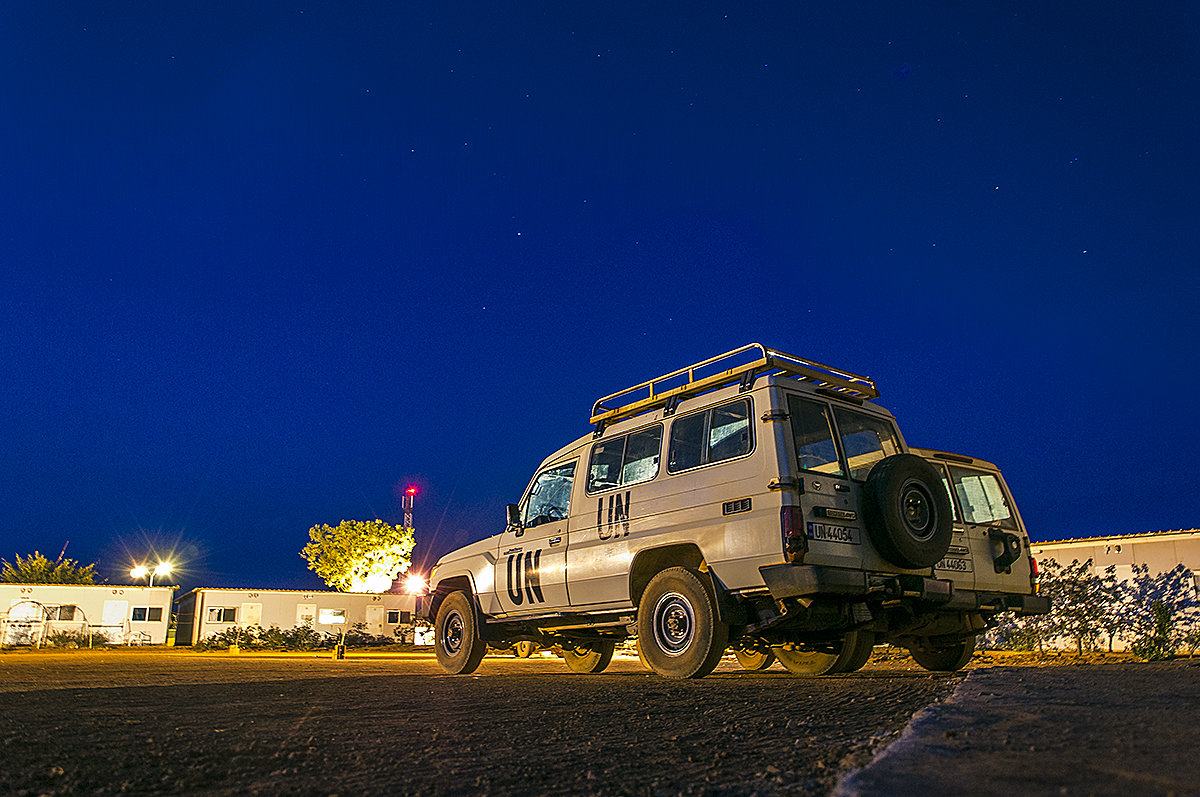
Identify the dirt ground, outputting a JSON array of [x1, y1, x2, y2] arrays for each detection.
[[0, 648, 959, 796], [3, 648, 1194, 796]]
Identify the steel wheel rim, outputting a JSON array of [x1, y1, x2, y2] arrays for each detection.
[[653, 591, 694, 656], [901, 481, 935, 540], [442, 609, 464, 656]]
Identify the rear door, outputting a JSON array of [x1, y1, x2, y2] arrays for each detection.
[[943, 464, 1032, 594], [928, 462, 977, 592]]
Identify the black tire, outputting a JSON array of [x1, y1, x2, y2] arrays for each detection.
[[434, 591, 487, 675], [514, 640, 537, 658], [774, 631, 872, 676], [833, 631, 875, 674], [910, 635, 976, 672], [562, 640, 615, 673], [734, 648, 776, 671], [637, 567, 729, 679], [861, 454, 953, 569]]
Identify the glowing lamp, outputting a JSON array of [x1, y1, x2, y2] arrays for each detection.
[[403, 574, 427, 595], [405, 486, 418, 496]]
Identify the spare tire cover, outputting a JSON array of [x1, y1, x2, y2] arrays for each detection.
[[861, 454, 953, 569]]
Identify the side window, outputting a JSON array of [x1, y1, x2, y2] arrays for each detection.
[[206, 607, 236, 623], [832, 407, 901, 481], [667, 399, 753, 473], [522, 462, 577, 527], [588, 426, 662, 492], [948, 467, 1017, 529], [787, 395, 843, 476]]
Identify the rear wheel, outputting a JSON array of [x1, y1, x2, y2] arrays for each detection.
[[834, 631, 876, 674], [514, 640, 537, 658], [434, 591, 487, 675], [637, 567, 728, 679], [774, 631, 873, 676], [562, 640, 615, 673], [734, 648, 776, 671], [910, 635, 976, 672]]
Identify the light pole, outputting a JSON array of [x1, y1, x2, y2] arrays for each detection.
[[404, 485, 417, 529]]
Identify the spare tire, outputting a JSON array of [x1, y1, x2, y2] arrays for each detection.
[[861, 454, 952, 569]]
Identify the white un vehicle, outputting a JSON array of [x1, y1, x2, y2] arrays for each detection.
[[424, 344, 1048, 678]]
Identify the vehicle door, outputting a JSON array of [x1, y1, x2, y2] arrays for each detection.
[[928, 462, 977, 592], [496, 461, 576, 615], [944, 464, 1030, 593]]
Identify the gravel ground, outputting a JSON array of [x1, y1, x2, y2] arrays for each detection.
[[0, 649, 959, 796]]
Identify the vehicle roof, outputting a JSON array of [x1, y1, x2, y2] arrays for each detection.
[[910, 447, 1002, 472]]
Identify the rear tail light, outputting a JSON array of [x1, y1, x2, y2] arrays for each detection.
[[781, 506, 807, 563], [1029, 556, 1039, 592]]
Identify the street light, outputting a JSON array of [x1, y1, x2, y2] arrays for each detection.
[[130, 561, 173, 586]]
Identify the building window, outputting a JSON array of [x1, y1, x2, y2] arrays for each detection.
[[46, 605, 77, 621], [207, 607, 237, 623], [132, 607, 164, 622], [386, 610, 411, 624], [318, 608, 347, 625]]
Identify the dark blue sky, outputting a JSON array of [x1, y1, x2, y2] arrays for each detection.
[[2, 2, 1197, 589]]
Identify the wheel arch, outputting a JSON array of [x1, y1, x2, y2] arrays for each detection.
[[427, 574, 476, 625], [628, 544, 746, 626]]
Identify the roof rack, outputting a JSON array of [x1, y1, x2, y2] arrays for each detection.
[[589, 343, 879, 430]]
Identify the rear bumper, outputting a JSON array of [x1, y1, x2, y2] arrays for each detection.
[[758, 563, 1051, 615], [758, 564, 953, 603]]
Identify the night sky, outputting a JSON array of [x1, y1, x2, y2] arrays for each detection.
[[3, 2, 1197, 590]]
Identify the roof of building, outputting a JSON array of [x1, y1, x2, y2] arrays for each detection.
[[1031, 528, 1200, 548]]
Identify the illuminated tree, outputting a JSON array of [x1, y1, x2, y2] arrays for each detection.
[[300, 519, 415, 592], [1, 551, 98, 584]]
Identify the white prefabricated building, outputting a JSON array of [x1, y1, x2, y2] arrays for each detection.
[[173, 587, 421, 646], [0, 583, 175, 645], [1031, 528, 1200, 585]]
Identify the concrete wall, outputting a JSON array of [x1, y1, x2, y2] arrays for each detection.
[[0, 584, 175, 645], [174, 588, 419, 646]]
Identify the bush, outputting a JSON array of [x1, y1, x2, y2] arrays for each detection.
[[44, 629, 108, 648], [195, 622, 398, 651]]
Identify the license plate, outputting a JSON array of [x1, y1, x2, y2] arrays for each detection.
[[806, 522, 860, 545], [935, 556, 973, 573]]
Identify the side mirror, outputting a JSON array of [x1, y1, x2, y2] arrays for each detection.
[[506, 503, 522, 530]]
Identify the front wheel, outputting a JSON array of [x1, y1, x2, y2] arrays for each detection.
[[434, 591, 487, 675], [910, 635, 976, 672], [637, 567, 728, 679], [562, 640, 615, 673]]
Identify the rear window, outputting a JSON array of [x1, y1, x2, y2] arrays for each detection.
[[667, 399, 752, 474], [832, 407, 901, 481], [787, 395, 843, 476], [948, 466, 1018, 529]]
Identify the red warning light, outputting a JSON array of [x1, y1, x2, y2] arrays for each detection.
[[405, 486, 418, 496]]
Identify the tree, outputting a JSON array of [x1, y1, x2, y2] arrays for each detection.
[[1, 551, 98, 584], [300, 519, 415, 592], [1045, 558, 1110, 654], [1125, 564, 1200, 660]]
